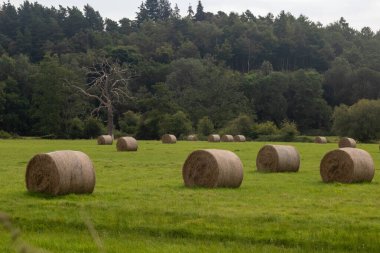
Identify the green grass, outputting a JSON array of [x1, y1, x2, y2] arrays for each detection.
[[1, 139, 380, 252]]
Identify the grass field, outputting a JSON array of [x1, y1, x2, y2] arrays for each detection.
[[1, 139, 380, 252]]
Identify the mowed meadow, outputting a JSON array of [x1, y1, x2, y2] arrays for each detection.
[[1, 139, 380, 252]]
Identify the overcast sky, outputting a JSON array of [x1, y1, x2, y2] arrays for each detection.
[[9, 0, 380, 31]]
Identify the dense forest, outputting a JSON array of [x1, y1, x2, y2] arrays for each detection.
[[0, 0, 380, 140]]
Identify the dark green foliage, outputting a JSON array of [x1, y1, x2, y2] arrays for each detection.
[[119, 111, 140, 136], [196, 116, 214, 137], [279, 120, 300, 141], [83, 117, 104, 138], [222, 114, 255, 137], [0, 1, 380, 140], [68, 117, 84, 139], [332, 99, 380, 141], [158, 111, 192, 137]]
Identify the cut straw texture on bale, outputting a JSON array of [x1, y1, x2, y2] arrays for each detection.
[[234, 135, 246, 142], [221, 135, 234, 142], [320, 148, 374, 183], [339, 137, 356, 148], [162, 134, 177, 144], [116, 137, 138, 151], [315, 136, 327, 144], [97, 135, 113, 145], [25, 151, 95, 196], [182, 149, 243, 188], [256, 145, 300, 172], [187, 135, 198, 141], [208, 134, 220, 142]]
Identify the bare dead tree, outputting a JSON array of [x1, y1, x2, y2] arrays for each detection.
[[71, 58, 133, 137]]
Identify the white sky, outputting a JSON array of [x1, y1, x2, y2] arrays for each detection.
[[8, 0, 380, 31]]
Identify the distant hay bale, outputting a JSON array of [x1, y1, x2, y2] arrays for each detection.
[[315, 136, 327, 144], [339, 137, 356, 148], [221, 135, 234, 142], [187, 135, 198, 141], [320, 148, 374, 183], [162, 134, 177, 144], [116, 137, 138, 151], [182, 149, 244, 188], [25, 151, 95, 196], [208, 134, 220, 142], [97, 135, 113, 145], [234, 135, 246, 142], [256, 145, 300, 172]]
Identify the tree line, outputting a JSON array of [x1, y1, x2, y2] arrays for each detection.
[[0, 0, 380, 140]]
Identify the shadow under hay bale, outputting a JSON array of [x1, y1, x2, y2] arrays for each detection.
[[25, 150, 95, 196], [97, 135, 113, 145], [339, 137, 356, 148], [221, 135, 234, 142], [315, 136, 327, 144], [234, 135, 246, 142], [256, 144, 300, 172], [162, 134, 177, 144], [187, 134, 198, 141], [208, 134, 220, 142], [116, 137, 138, 151], [182, 149, 243, 188], [320, 148, 374, 183]]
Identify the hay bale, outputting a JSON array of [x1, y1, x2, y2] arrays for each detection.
[[97, 135, 113, 145], [256, 144, 300, 172], [221, 135, 234, 142], [234, 135, 246, 142], [208, 134, 220, 142], [25, 151, 95, 196], [320, 148, 374, 183], [182, 149, 243, 188], [315, 136, 327, 144], [162, 134, 177, 144], [116, 137, 138, 151], [339, 137, 356, 148], [187, 135, 198, 141]]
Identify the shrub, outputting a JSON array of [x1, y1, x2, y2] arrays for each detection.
[[159, 111, 192, 138], [253, 121, 279, 136], [197, 116, 214, 137], [119, 111, 140, 136], [68, 117, 84, 139], [83, 117, 104, 139], [280, 120, 300, 141], [222, 114, 254, 137], [0, 130, 12, 139]]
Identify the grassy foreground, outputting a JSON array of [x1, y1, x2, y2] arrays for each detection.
[[1, 139, 380, 253]]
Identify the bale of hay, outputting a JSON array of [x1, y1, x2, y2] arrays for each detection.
[[97, 135, 113, 145], [320, 148, 374, 183], [339, 137, 356, 148], [315, 136, 327, 144], [221, 135, 234, 142], [182, 149, 243, 188], [187, 135, 198, 141], [162, 134, 177, 144], [25, 151, 95, 196], [234, 135, 246, 142], [256, 145, 300, 172], [208, 134, 220, 142], [116, 137, 138, 151]]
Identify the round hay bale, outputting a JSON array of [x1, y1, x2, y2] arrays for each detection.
[[97, 135, 113, 145], [315, 136, 327, 144], [221, 135, 234, 142], [162, 134, 177, 144], [256, 145, 300, 172], [339, 137, 356, 148], [234, 135, 246, 142], [187, 135, 198, 141], [320, 148, 374, 183], [208, 134, 220, 142], [25, 151, 95, 196], [182, 149, 243, 188], [116, 137, 138, 151]]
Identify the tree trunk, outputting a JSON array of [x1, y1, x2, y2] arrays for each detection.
[[107, 105, 114, 138]]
